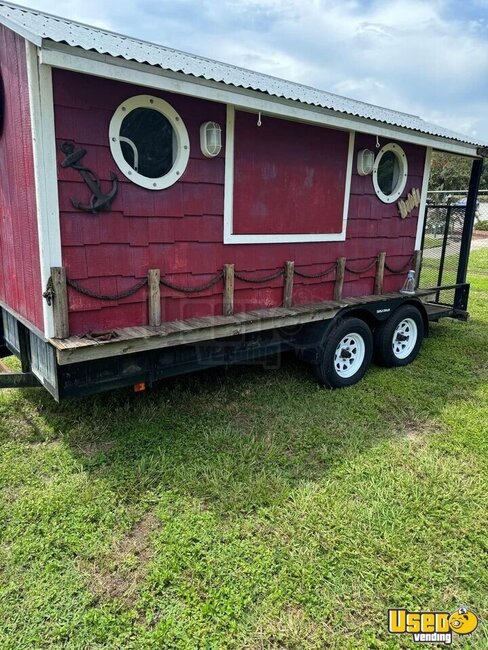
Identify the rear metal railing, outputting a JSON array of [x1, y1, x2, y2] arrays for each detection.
[[419, 197, 473, 312], [420, 203, 464, 303]]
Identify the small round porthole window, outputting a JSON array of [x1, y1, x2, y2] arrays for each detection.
[[109, 95, 190, 190], [372, 143, 408, 203]]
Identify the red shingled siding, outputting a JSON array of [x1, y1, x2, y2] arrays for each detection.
[[0, 27, 43, 330], [53, 69, 426, 335]]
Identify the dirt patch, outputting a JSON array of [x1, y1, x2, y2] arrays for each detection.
[[401, 419, 444, 442], [244, 606, 328, 650], [378, 402, 445, 442], [84, 511, 159, 606], [75, 439, 117, 458], [5, 407, 50, 444], [1, 486, 21, 503]]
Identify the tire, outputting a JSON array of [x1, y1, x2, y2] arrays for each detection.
[[374, 304, 424, 367], [315, 317, 373, 388]]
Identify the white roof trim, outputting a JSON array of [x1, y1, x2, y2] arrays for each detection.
[[0, 1, 484, 152], [40, 44, 479, 157]]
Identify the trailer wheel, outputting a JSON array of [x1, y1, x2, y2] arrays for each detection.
[[315, 317, 373, 388], [374, 304, 424, 367]]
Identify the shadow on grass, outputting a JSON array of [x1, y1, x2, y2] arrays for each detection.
[[7, 315, 486, 519]]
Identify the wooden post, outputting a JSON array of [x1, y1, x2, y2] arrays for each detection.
[[283, 261, 294, 308], [223, 264, 234, 316], [51, 267, 69, 339], [413, 249, 422, 289], [334, 257, 346, 301], [148, 269, 161, 327], [374, 252, 386, 295]]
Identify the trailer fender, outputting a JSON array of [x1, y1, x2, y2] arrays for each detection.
[[342, 298, 429, 338]]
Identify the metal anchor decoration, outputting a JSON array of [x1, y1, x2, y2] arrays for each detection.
[[60, 141, 118, 213]]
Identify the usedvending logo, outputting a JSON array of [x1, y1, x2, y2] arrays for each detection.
[[388, 606, 478, 644]]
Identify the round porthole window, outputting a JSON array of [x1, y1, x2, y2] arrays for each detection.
[[109, 95, 190, 190], [372, 143, 408, 203]]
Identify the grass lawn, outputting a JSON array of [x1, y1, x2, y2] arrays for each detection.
[[0, 250, 487, 649], [419, 253, 461, 290], [422, 235, 443, 249]]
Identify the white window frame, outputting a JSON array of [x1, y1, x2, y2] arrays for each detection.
[[109, 94, 190, 190], [372, 142, 408, 204], [223, 105, 355, 244]]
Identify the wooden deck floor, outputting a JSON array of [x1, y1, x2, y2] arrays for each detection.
[[51, 291, 432, 365]]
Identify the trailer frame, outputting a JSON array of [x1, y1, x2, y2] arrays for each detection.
[[0, 153, 482, 400], [0, 285, 469, 400]]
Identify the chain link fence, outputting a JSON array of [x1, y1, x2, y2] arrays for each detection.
[[426, 190, 488, 226]]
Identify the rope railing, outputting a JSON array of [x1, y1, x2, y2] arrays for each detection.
[[45, 251, 419, 338], [384, 254, 415, 275], [67, 277, 148, 301], [61, 260, 375, 300], [234, 269, 284, 283], [160, 272, 224, 293], [345, 259, 378, 275], [294, 262, 337, 279]]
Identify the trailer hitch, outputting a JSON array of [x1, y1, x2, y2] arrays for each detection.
[[60, 141, 118, 213]]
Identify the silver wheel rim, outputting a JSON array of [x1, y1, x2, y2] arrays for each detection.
[[334, 333, 366, 378], [392, 317, 418, 359]]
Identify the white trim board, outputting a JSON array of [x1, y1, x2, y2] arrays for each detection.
[[39, 43, 479, 158], [415, 147, 433, 250], [223, 105, 354, 244], [26, 43, 62, 338]]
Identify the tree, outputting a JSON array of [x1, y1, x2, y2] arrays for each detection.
[[481, 162, 488, 191], [429, 152, 488, 192]]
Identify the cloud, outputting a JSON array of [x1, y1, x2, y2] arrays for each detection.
[[25, 0, 488, 141]]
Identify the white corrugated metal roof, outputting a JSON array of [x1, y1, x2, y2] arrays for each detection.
[[0, 1, 483, 147]]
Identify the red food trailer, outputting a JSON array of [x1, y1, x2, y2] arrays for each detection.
[[0, 3, 484, 399]]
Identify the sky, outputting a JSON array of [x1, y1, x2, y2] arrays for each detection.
[[22, 0, 488, 142]]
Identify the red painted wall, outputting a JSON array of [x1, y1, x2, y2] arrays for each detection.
[[0, 27, 43, 331], [233, 111, 348, 234], [53, 70, 426, 335]]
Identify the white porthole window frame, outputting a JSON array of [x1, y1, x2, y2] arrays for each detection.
[[372, 142, 408, 204], [109, 94, 190, 190]]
